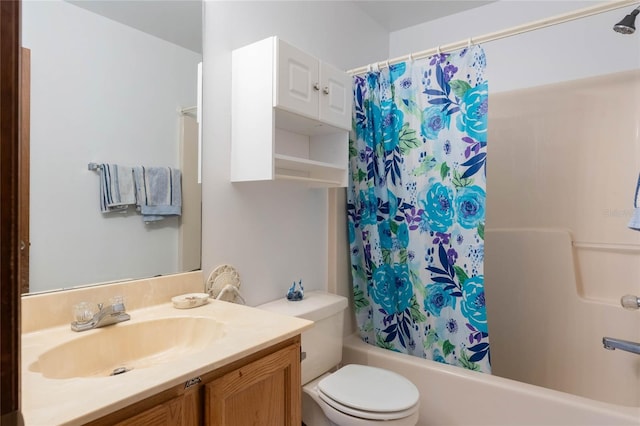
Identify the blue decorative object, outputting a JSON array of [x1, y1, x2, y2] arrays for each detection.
[[286, 280, 304, 301]]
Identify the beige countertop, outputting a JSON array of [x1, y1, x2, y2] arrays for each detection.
[[22, 298, 312, 426]]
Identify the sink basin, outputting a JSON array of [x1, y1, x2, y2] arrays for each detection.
[[29, 316, 225, 379]]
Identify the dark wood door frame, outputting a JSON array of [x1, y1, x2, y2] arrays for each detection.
[[1, 0, 23, 423], [19, 47, 29, 295]]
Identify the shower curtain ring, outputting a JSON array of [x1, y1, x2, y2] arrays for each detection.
[[409, 52, 414, 62], [385, 60, 390, 69], [437, 45, 442, 55], [467, 37, 473, 49]]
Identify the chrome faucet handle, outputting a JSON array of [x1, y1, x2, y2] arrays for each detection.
[[620, 294, 640, 310], [72, 302, 96, 324], [109, 296, 126, 313]]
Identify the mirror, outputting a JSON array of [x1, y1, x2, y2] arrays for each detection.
[[21, 0, 203, 294]]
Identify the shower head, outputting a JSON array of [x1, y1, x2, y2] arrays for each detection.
[[613, 6, 640, 34]]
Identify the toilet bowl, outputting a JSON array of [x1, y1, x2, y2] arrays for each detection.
[[304, 365, 419, 426], [258, 291, 420, 426]]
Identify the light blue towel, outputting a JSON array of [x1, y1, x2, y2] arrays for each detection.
[[99, 164, 135, 213], [133, 166, 182, 223], [628, 173, 640, 231]]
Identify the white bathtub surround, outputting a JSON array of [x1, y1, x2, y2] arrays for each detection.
[[484, 70, 640, 407], [487, 70, 640, 305], [342, 335, 640, 426]]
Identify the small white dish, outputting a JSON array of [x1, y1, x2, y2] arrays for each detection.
[[171, 293, 210, 309]]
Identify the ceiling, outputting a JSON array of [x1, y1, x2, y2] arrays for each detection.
[[353, 1, 495, 32], [67, 1, 495, 54]]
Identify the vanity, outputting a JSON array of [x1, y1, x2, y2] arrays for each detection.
[[21, 272, 312, 425]]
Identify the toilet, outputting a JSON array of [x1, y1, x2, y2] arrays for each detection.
[[258, 291, 420, 426]]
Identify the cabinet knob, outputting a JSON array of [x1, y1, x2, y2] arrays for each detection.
[[322, 86, 330, 95], [313, 83, 320, 91]]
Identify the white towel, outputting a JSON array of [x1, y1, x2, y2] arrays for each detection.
[[628, 173, 640, 231], [133, 166, 182, 223], [99, 164, 135, 213]]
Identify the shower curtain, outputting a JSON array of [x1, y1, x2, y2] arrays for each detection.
[[347, 46, 490, 373]]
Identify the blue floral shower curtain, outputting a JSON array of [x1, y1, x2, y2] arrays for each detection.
[[347, 46, 490, 373]]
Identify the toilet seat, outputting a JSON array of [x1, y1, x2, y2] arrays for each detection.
[[316, 364, 419, 421], [317, 391, 418, 421]]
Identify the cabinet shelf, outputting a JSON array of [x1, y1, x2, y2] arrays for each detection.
[[274, 154, 346, 187], [274, 174, 344, 187], [274, 154, 346, 172]]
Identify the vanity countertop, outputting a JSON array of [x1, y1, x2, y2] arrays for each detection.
[[22, 299, 313, 425]]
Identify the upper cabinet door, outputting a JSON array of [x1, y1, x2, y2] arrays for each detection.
[[276, 40, 319, 120], [319, 62, 352, 130]]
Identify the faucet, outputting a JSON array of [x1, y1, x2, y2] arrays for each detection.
[[602, 337, 640, 355], [601, 294, 640, 355], [71, 297, 130, 332]]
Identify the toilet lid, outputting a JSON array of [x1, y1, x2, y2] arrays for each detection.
[[317, 364, 419, 414]]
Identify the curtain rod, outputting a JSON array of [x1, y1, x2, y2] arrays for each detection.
[[348, 0, 638, 76]]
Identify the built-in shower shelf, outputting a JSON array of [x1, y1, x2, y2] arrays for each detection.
[[573, 241, 640, 253]]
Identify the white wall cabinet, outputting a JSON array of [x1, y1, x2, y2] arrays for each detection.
[[231, 36, 352, 187], [276, 40, 351, 130]]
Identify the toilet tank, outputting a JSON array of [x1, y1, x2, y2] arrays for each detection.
[[257, 291, 348, 385]]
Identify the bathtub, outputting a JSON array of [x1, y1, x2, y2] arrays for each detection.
[[342, 334, 640, 426], [340, 229, 639, 425]]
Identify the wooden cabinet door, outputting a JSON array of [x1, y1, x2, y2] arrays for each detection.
[[319, 61, 352, 130], [276, 39, 319, 120], [89, 386, 200, 426], [113, 396, 183, 426], [205, 342, 301, 426]]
